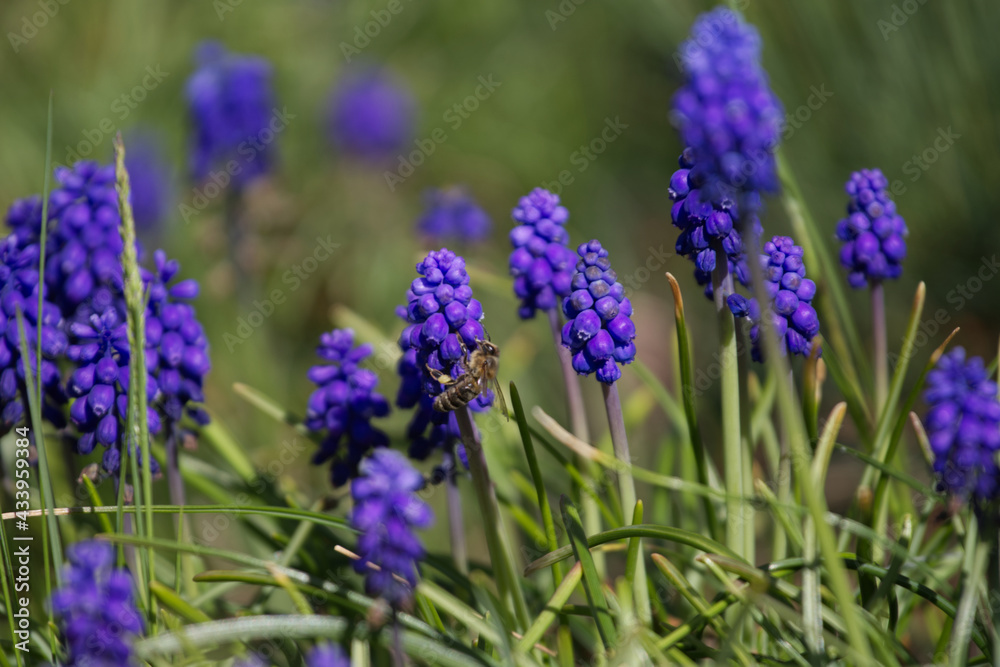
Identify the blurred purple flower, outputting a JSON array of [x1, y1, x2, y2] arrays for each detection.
[[124, 130, 172, 231], [417, 186, 491, 243], [327, 66, 415, 162]]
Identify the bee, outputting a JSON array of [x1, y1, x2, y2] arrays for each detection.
[[427, 336, 508, 420]]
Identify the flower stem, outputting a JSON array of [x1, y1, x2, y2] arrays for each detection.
[[547, 308, 604, 577], [872, 281, 888, 414], [602, 382, 651, 625], [444, 446, 468, 576], [455, 407, 530, 630]]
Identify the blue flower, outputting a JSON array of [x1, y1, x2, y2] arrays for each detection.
[[306, 643, 351, 667], [671, 8, 783, 206], [417, 186, 492, 243], [923, 348, 1000, 506], [395, 334, 461, 462], [51, 540, 143, 666], [66, 307, 161, 475], [0, 236, 67, 431], [351, 448, 433, 609], [727, 235, 819, 361], [509, 188, 577, 320], [143, 251, 211, 431], [561, 240, 636, 384], [836, 168, 907, 288], [327, 66, 415, 162], [124, 130, 172, 232], [186, 41, 276, 188], [669, 148, 761, 299], [305, 329, 390, 486]]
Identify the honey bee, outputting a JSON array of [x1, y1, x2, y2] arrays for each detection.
[[427, 336, 508, 420]]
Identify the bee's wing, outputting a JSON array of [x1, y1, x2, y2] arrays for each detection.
[[490, 377, 509, 421]]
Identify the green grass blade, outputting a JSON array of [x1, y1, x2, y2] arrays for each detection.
[[560, 496, 615, 650], [149, 580, 212, 624], [515, 562, 582, 653]]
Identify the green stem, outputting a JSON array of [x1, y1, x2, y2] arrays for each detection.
[[872, 281, 888, 413], [455, 407, 530, 630], [951, 516, 989, 667]]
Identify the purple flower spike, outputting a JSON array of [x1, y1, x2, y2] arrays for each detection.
[[728, 235, 820, 362], [669, 149, 762, 299], [560, 240, 636, 384], [186, 41, 277, 188], [304, 329, 390, 487], [350, 449, 433, 610], [509, 188, 577, 320], [124, 130, 173, 232], [417, 186, 492, 243], [836, 168, 907, 287], [51, 540, 144, 666], [327, 66, 415, 162], [671, 8, 784, 205], [923, 348, 1000, 507]]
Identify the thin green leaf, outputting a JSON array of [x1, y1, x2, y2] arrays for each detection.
[[560, 496, 615, 649]]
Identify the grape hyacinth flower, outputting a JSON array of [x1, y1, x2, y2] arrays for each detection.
[[669, 148, 762, 299], [6, 161, 125, 318], [67, 307, 161, 476], [417, 186, 492, 243], [509, 188, 577, 320], [728, 236, 820, 361], [306, 643, 350, 667], [350, 448, 433, 609], [395, 333, 461, 463], [0, 237, 68, 431], [124, 130, 172, 232], [561, 240, 636, 384], [305, 329, 390, 486], [186, 41, 276, 188], [327, 66, 415, 162], [51, 540, 143, 667], [923, 348, 1000, 506], [143, 251, 211, 431], [836, 168, 908, 288], [671, 7, 784, 208]]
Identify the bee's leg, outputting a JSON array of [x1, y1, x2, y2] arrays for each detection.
[[427, 365, 455, 385]]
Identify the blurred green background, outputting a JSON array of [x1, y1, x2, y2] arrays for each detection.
[[1, 0, 999, 548]]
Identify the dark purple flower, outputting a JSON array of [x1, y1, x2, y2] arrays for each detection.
[[51, 540, 143, 666], [307, 643, 350, 667], [143, 250, 211, 432], [186, 41, 276, 188], [671, 8, 783, 207], [923, 348, 1000, 506], [124, 130, 172, 231], [561, 240, 636, 384], [327, 66, 415, 162], [669, 148, 761, 299], [728, 235, 819, 361], [417, 186, 491, 243], [395, 333, 461, 462], [305, 329, 390, 486], [0, 236, 67, 431], [836, 168, 908, 288], [66, 307, 161, 476], [350, 448, 433, 609], [509, 188, 577, 320]]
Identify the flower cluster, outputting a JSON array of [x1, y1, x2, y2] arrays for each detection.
[[51, 540, 143, 667], [417, 186, 492, 243], [728, 236, 819, 361], [835, 168, 908, 288], [350, 449, 433, 609], [670, 8, 784, 205], [561, 240, 636, 384], [186, 41, 276, 188], [0, 237, 67, 431], [327, 66, 415, 162], [669, 148, 761, 299], [143, 251, 211, 432], [7, 162, 125, 319], [66, 308, 161, 475], [923, 348, 1000, 505], [395, 333, 461, 462], [305, 329, 390, 486], [509, 188, 577, 320], [398, 249, 490, 404]]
